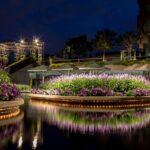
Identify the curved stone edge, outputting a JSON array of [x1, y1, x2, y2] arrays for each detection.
[[0, 98, 24, 109], [28, 93, 150, 102], [29, 100, 137, 113], [0, 111, 24, 126], [28, 94, 150, 109]]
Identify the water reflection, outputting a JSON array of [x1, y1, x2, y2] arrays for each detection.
[[0, 109, 43, 149], [0, 111, 23, 149], [1, 99, 150, 149], [28, 100, 150, 134]]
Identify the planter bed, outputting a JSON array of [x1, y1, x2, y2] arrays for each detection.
[[0, 98, 24, 119], [0, 98, 24, 109], [0, 111, 24, 126], [28, 94, 150, 109]]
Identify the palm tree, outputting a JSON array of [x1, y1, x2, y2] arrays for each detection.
[[117, 32, 140, 60], [93, 29, 116, 61]]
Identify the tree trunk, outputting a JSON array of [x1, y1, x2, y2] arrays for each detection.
[[128, 48, 132, 60], [103, 49, 105, 62]]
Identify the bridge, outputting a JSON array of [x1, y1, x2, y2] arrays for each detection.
[[0, 39, 44, 84], [0, 38, 44, 65]]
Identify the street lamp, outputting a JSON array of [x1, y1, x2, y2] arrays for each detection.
[[20, 39, 25, 44], [34, 38, 39, 45]]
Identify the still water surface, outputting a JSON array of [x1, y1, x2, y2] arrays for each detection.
[[1, 96, 150, 150]]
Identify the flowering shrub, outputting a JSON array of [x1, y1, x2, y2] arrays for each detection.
[[77, 88, 114, 96], [0, 82, 21, 101], [36, 74, 150, 96], [0, 63, 10, 83], [0, 63, 6, 70], [0, 65, 21, 101], [31, 88, 72, 96], [16, 84, 31, 92], [134, 89, 150, 97], [0, 70, 10, 83]]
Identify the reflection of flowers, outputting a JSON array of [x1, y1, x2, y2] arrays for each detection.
[[0, 123, 19, 139], [29, 101, 150, 134]]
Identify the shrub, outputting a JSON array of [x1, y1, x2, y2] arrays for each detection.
[[37, 74, 150, 96], [0, 70, 10, 83], [16, 84, 31, 92], [0, 82, 21, 101], [134, 89, 150, 97], [77, 88, 113, 96], [0, 67, 21, 101], [120, 60, 137, 66]]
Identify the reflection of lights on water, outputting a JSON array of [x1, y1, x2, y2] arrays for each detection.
[[29, 101, 150, 134], [0, 108, 20, 120], [32, 135, 38, 149], [0, 111, 23, 150], [17, 135, 23, 149]]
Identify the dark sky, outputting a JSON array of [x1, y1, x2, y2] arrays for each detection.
[[0, 0, 138, 54]]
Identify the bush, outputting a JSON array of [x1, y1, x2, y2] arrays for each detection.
[[120, 60, 137, 66], [0, 67, 21, 101], [134, 89, 150, 97], [37, 74, 150, 96], [0, 70, 10, 83], [77, 88, 113, 96], [0, 82, 21, 101], [16, 84, 31, 92]]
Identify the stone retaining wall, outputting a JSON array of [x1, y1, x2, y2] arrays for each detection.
[[0, 98, 24, 109], [28, 94, 150, 109]]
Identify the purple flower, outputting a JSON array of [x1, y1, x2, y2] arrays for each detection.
[[77, 88, 91, 96], [134, 88, 150, 96], [77, 88, 113, 96], [0, 82, 21, 101]]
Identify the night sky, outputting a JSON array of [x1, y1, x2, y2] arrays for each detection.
[[0, 0, 138, 54]]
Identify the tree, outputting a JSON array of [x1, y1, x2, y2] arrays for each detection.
[[62, 45, 73, 59], [93, 29, 116, 61], [117, 32, 140, 60], [63, 35, 93, 58]]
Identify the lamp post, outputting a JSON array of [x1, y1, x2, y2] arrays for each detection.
[[33, 37, 44, 65]]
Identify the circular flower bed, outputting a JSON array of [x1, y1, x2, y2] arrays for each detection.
[[32, 74, 150, 97]]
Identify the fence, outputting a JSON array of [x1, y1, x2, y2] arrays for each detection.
[[50, 56, 121, 64]]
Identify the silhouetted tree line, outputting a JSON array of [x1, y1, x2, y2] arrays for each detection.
[[61, 29, 140, 61]]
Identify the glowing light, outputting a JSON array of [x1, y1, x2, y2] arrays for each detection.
[[32, 135, 38, 149], [0, 108, 20, 120], [18, 135, 23, 149], [34, 38, 39, 43], [20, 39, 24, 44]]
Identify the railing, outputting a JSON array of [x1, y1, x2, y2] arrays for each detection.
[[51, 56, 121, 64], [6, 57, 35, 74], [50, 55, 150, 65]]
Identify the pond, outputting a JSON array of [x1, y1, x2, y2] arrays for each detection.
[[1, 95, 150, 150]]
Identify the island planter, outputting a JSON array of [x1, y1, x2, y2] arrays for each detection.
[[0, 98, 24, 120], [28, 94, 150, 109]]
